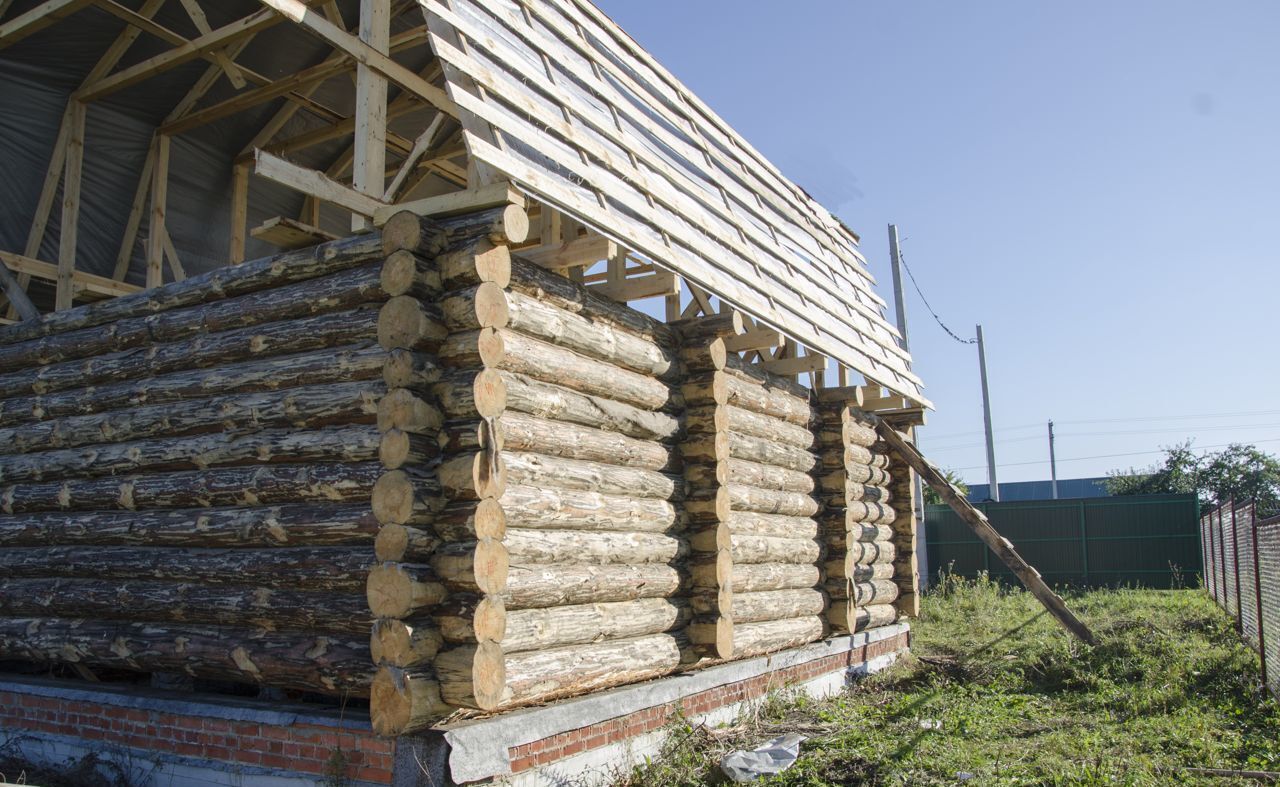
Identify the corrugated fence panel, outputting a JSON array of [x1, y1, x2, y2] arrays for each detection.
[[1260, 519, 1280, 699], [925, 494, 1200, 589]]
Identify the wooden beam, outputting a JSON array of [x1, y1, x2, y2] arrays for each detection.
[[0, 0, 93, 49], [147, 135, 170, 289], [383, 113, 445, 201], [161, 226, 186, 281], [230, 162, 249, 264], [723, 326, 783, 353], [258, 0, 457, 117], [1, 251, 142, 298], [351, 0, 389, 232], [0, 259, 39, 321], [517, 233, 613, 270], [875, 420, 1097, 645], [250, 216, 339, 249], [55, 100, 85, 311], [761, 352, 827, 376], [254, 149, 387, 217], [588, 270, 678, 302], [814, 385, 866, 406], [372, 181, 523, 225], [175, 0, 247, 87]]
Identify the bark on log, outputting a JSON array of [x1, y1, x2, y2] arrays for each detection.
[[434, 593, 507, 644], [685, 404, 814, 449], [837, 540, 897, 569], [0, 578, 370, 635], [729, 563, 821, 593], [683, 372, 811, 426], [382, 349, 440, 391], [499, 412, 674, 471], [0, 425, 382, 484], [504, 289, 677, 379], [377, 296, 447, 353], [371, 468, 444, 526], [504, 528, 686, 565], [433, 368, 508, 420], [818, 504, 897, 529], [721, 353, 813, 402], [441, 328, 675, 412], [819, 444, 890, 470], [0, 307, 381, 400], [731, 617, 825, 659], [0, 263, 390, 373], [849, 579, 900, 606], [432, 640, 507, 709], [504, 451, 681, 501], [685, 459, 814, 495], [499, 484, 678, 533], [370, 619, 443, 668], [505, 563, 683, 609], [502, 598, 688, 654], [369, 666, 451, 736], [0, 381, 381, 455], [497, 633, 683, 708], [2, 462, 382, 514], [669, 313, 743, 345], [727, 432, 818, 473], [730, 534, 823, 565], [439, 419, 504, 455], [726, 511, 819, 540], [0, 503, 378, 548], [440, 282, 510, 330], [380, 250, 441, 300], [826, 563, 895, 583], [0, 618, 374, 695], [826, 602, 897, 633], [381, 206, 528, 257], [0, 545, 370, 591], [819, 478, 892, 505], [432, 499, 506, 541], [498, 372, 679, 442], [0, 343, 385, 428], [0, 234, 384, 346], [430, 539, 509, 595], [374, 524, 440, 562], [719, 588, 826, 624], [439, 451, 506, 501], [436, 238, 513, 289], [366, 562, 447, 618], [377, 389, 444, 435], [379, 429, 440, 470], [726, 484, 819, 518], [507, 255, 675, 348], [824, 527, 896, 552]]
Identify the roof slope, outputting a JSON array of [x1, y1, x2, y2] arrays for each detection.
[[422, 0, 927, 404]]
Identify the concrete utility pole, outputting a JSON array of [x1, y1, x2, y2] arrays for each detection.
[[1048, 420, 1059, 499], [887, 224, 928, 583], [976, 324, 999, 501]]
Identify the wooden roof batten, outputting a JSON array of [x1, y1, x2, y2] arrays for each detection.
[[0, 0, 926, 405]]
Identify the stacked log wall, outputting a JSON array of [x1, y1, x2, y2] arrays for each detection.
[[884, 427, 922, 618], [815, 403, 901, 634]]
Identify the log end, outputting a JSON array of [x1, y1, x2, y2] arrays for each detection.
[[370, 666, 449, 736]]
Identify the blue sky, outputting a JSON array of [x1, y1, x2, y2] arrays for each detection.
[[597, 0, 1280, 485]]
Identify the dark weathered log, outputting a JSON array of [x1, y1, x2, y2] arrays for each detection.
[[440, 328, 675, 412], [0, 578, 370, 635], [382, 348, 440, 391], [0, 381, 381, 455], [0, 425, 382, 484], [381, 206, 529, 257], [370, 619, 443, 668], [377, 296, 447, 353], [0, 234, 384, 346], [504, 451, 681, 500], [439, 419, 504, 454], [0, 307, 380, 399], [0, 503, 377, 548], [0, 618, 374, 694], [507, 255, 675, 347], [670, 312, 743, 345], [505, 528, 686, 565], [505, 563, 683, 609], [433, 593, 506, 644], [499, 412, 674, 471], [503, 598, 688, 654], [366, 562, 448, 618], [0, 343, 385, 428], [824, 524, 896, 550], [730, 534, 822, 565], [729, 563, 821, 593], [721, 353, 813, 401], [685, 404, 814, 449], [505, 289, 677, 379], [430, 539, 508, 595], [818, 443, 890, 470], [726, 588, 825, 624], [437, 238, 513, 290], [374, 524, 440, 562], [0, 264, 390, 374], [500, 372, 679, 442], [827, 602, 897, 633], [432, 499, 506, 541], [377, 388, 443, 435], [433, 368, 508, 420], [818, 477, 892, 504], [2, 462, 382, 514], [0, 545, 370, 591], [731, 617, 824, 659], [685, 459, 814, 495], [371, 468, 444, 526], [440, 281, 510, 331], [496, 633, 683, 708], [818, 504, 897, 529], [439, 451, 506, 501], [369, 666, 450, 736], [726, 484, 819, 518], [380, 250, 441, 300], [682, 372, 811, 426], [432, 641, 506, 709], [499, 484, 678, 533], [379, 429, 441, 469]]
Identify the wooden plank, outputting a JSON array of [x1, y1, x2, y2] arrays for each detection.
[[250, 216, 339, 249], [351, 0, 390, 233], [0, 260, 38, 321], [0, 0, 93, 49], [253, 149, 387, 217], [587, 270, 678, 302], [724, 326, 783, 353], [230, 162, 249, 264], [146, 135, 170, 289], [875, 420, 1096, 645], [761, 352, 827, 376], [175, 0, 247, 88], [383, 114, 446, 201], [372, 181, 524, 225], [161, 226, 186, 282], [0, 251, 143, 298], [55, 100, 85, 312]]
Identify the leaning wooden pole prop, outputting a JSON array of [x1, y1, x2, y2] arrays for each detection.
[[873, 418, 1098, 645]]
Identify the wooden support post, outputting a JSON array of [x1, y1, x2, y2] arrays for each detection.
[[147, 135, 171, 289], [230, 162, 249, 264], [352, 0, 389, 232], [0, 260, 38, 321], [55, 100, 85, 312], [874, 418, 1098, 645]]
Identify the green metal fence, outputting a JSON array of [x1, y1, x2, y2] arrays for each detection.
[[925, 493, 1202, 588]]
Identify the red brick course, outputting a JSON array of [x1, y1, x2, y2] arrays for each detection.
[[505, 629, 909, 773], [0, 689, 395, 784]]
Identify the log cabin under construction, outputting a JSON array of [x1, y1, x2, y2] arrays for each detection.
[[0, 0, 929, 777]]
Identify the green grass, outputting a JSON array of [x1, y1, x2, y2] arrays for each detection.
[[620, 575, 1280, 786]]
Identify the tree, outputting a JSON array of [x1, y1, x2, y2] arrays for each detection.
[[1106, 441, 1280, 513], [924, 468, 969, 505]]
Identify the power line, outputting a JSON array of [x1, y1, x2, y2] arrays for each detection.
[[950, 437, 1280, 472], [896, 249, 976, 346]]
